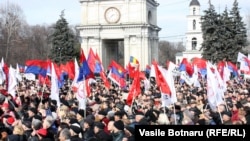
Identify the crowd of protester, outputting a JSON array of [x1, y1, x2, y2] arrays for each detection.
[[0, 72, 250, 141]]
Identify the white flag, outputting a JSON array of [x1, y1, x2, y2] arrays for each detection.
[[159, 66, 177, 106], [191, 65, 201, 88], [1, 57, 4, 68], [50, 63, 60, 107], [76, 80, 87, 110], [71, 58, 80, 88], [206, 62, 224, 111], [149, 64, 156, 78], [8, 66, 17, 97], [237, 52, 246, 62], [24, 73, 36, 80], [15, 63, 22, 82], [180, 71, 192, 86], [0, 62, 6, 85]]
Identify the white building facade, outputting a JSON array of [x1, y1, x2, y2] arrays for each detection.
[[176, 0, 203, 65], [77, 0, 161, 70]]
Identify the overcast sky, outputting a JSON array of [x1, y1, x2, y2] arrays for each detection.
[[1, 0, 249, 42]]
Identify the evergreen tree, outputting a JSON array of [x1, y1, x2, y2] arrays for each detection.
[[219, 7, 235, 62], [200, 1, 220, 63], [229, 0, 248, 62], [49, 10, 76, 64], [201, 0, 247, 63]]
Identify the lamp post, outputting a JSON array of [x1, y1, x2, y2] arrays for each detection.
[[59, 47, 62, 64]]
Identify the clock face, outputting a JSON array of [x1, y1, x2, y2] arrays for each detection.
[[105, 7, 120, 23]]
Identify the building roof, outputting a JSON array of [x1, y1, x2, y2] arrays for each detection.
[[175, 52, 183, 56], [189, 0, 200, 6]]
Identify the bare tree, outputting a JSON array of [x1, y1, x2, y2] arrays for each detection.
[[158, 40, 185, 65], [0, 1, 25, 62]]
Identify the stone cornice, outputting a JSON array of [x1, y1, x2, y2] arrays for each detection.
[[76, 23, 161, 31], [147, 0, 159, 7]]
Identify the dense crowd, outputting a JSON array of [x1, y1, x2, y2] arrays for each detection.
[[0, 72, 250, 141]]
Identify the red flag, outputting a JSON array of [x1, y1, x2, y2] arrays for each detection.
[[179, 58, 194, 76], [152, 61, 171, 95], [80, 48, 85, 63], [60, 61, 75, 80], [126, 68, 141, 106], [53, 63, 61, 79], [100, 71, 110, 89], [92, 49, 111, 88], [87, 48, 97, 73], [38, 74, 51, 86], [192, 57, 207, 69], [217, 61, 225, 79], [139, 72, 146, 80], [127, 63, 136, 78], [108, 60, 127, 73], [108, 60, 126, 87]]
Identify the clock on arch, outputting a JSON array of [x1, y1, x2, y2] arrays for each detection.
[[104, 7, 121, 24]]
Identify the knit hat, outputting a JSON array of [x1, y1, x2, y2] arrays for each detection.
[[84, 118, 94, 127], [102, 118, 110, 126], [98, 110, 107, 116], [94, 122, 105, 129], [51, 100, 57, 106], [222, 111, 232, 117], [33, 115, 42, 121], [86, 114, 95, 121], [60, 100, 70, 108], [70, 123, 81, 134], [28, 107, 37, 114], [113, 120, 124, 131], [37, 128, 47, 137], [77, 109, 85, 118], [125, 126, 135, 135], [116, 103, 124, 111], [135, 111, 144, 116], [69, 118, 79, 125], [7, 116, 15, 125], [114, 111, 124, 119], [22, 120, 32, 129]]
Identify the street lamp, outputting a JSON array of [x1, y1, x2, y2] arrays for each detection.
[[59, 47, 62, 64]]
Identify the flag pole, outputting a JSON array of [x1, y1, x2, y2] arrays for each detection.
[[84, 95, 87, 118], [172, 103, 177, 125], [215, 98, 224, 124], [40, 77, 46, 103], [16, 82, 22, 106]]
